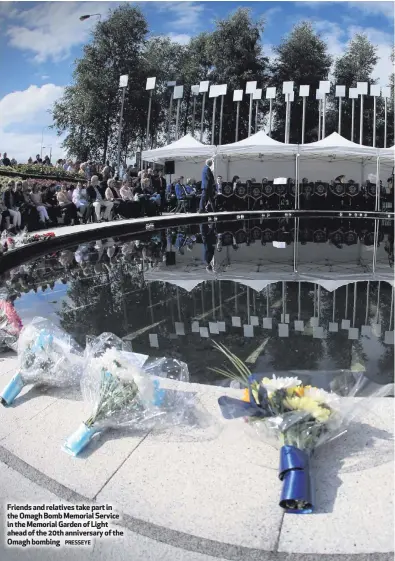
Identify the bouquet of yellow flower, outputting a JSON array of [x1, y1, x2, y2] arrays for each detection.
[[214, 343, 393, 514]]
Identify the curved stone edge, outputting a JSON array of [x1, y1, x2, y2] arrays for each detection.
[[0, 445, 392, 561]]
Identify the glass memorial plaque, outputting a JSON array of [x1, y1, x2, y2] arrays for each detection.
[[335, 85, 345, 97], [370, 85, 381, 97], [175, 322, 185, 335], [244, 325, 254, 337], [253, 89, 262, 100], [191, 85, 200, 96], [262, 318, 273, 329], [209, 322, 220, 335], [1, 215, 392, 389], [381, 86, 391, 98], [282, 81, 294, 94], [266, 87, 276, 99], [299, 85, 309, 97], [319, 80, 330, 94], [119, 74, 129, 88], [199, 80, 209, 93], [191, 321, 200, 333], [246, 81, 257, 94], [357, 82, 368, 95], [233, 90, 243, 102], [146, 77, 156, 90], [279, 324, 289, 337], [173, 85, 184, 99]]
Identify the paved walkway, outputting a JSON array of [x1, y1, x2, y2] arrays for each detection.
[[0, 352, 393, 561]]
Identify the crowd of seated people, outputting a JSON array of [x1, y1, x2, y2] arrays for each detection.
[[0, 169, 169, 233]]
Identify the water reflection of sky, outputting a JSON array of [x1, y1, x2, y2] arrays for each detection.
[[3, 217, 394, 387]]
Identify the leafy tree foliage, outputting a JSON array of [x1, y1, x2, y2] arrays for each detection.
[[270, 22, 332, 143]]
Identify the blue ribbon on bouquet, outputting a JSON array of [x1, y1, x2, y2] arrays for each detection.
[[279, 445, 313, 514], [218, 375, 272, 420]]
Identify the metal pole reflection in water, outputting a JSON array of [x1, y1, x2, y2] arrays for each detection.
[[298, 282, 301, 320], [176, 287, 181, 322], [148, 283, 154, 323], [365, 281, 370, 325], [266, 285, 270, 318], [201, 284, 205, 316], [332, 290, 336, 323], [389, 287, 394, 330], [211, 281, 216, 320], [352, 282, 357, 327], [376, 281, 381, 324], [235, 283, 238, 315], [345, 284, 349, 319], [282, 282, 287, 320], [317, 285, 321, 322], [313, 284, 317, 318], [247, 287, 251, 325], [219, 281, 223, 319]]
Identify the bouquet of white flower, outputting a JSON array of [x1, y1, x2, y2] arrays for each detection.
[[0, 317, 83, 406]]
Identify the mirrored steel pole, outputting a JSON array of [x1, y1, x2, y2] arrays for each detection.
[[268, 99, 273, 137], [175, 98, 181, 141], [211, 97, 217, 145], [359, 94, 364, 144], [192, 95, 196, 136], [318, 99, 322, 141], [167, 91, 174, 144], [200, 92, 206, 142], [301, 97, 306, 144], [146, 89, 153, 149], [351, 98, 355, 142], [384, 98, 388, 148], [248, 93, 253, 136], [219, 95, 225, 145], [235, 101, 240, 141], [338, 97, 342, 135], [373, 96, 377, 148]]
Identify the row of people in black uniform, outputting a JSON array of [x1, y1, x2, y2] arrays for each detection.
[[165, 173, 394, 213]]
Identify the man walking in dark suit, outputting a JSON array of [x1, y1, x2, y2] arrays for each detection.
[[199, 158, 215, 213]]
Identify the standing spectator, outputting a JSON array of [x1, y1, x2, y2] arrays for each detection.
[[27, 157, 33, 164], [11, 158, 17, 166], [44, 155, 51, 166], [2, 153, 11, 166], [87, 175, 113, 222], [33, 154, 42, 164], [30, 184, 51, 225], [2, 181, 22, 230]]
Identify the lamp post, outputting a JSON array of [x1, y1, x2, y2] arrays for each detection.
[[335, 85, 346, 135], [349, 87, 358, 142], [233, 90, 243, 141], [299, 85, 310, 144], [40, 126, 50, 160], [79, 13, 101, 21], [266, 87, 276, 137], [199, 81, 209, 142], [117, 74, 128, 175]]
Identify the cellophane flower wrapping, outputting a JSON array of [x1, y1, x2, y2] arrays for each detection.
[[0, 317, 83, 406], [63, 333, 199, 456], [218, 372, 394, 514], [0, 291, 23, 352]]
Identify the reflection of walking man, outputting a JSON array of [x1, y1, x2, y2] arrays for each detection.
[[199, 159, 215, 213]]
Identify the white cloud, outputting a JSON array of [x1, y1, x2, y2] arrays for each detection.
[[158, 2, 205, 31], [167, 33, 192, 45], [4, 2, 113, 63], [0, 84, 66, 163], [346, 1, 394, 20], [312, 20, 393, 85]]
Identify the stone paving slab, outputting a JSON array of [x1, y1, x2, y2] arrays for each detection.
[[0, 365, 58, 441], [0, 394, 151, 499], [278, 400, 394, 555]]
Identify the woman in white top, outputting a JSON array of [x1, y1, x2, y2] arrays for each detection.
[[72, 183, 90, 222], [30, 184, 50, 224]]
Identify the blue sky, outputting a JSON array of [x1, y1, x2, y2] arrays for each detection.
[[0, 1, 393, 161]]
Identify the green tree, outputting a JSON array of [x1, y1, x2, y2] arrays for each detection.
[[204, 8, 269, 144], [52, 4, 149, 163], [270, 22, 332, 143], [327, 34, 378, 145]]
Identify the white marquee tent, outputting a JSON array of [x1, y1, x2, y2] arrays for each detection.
[[142, 134, 216, 180]]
